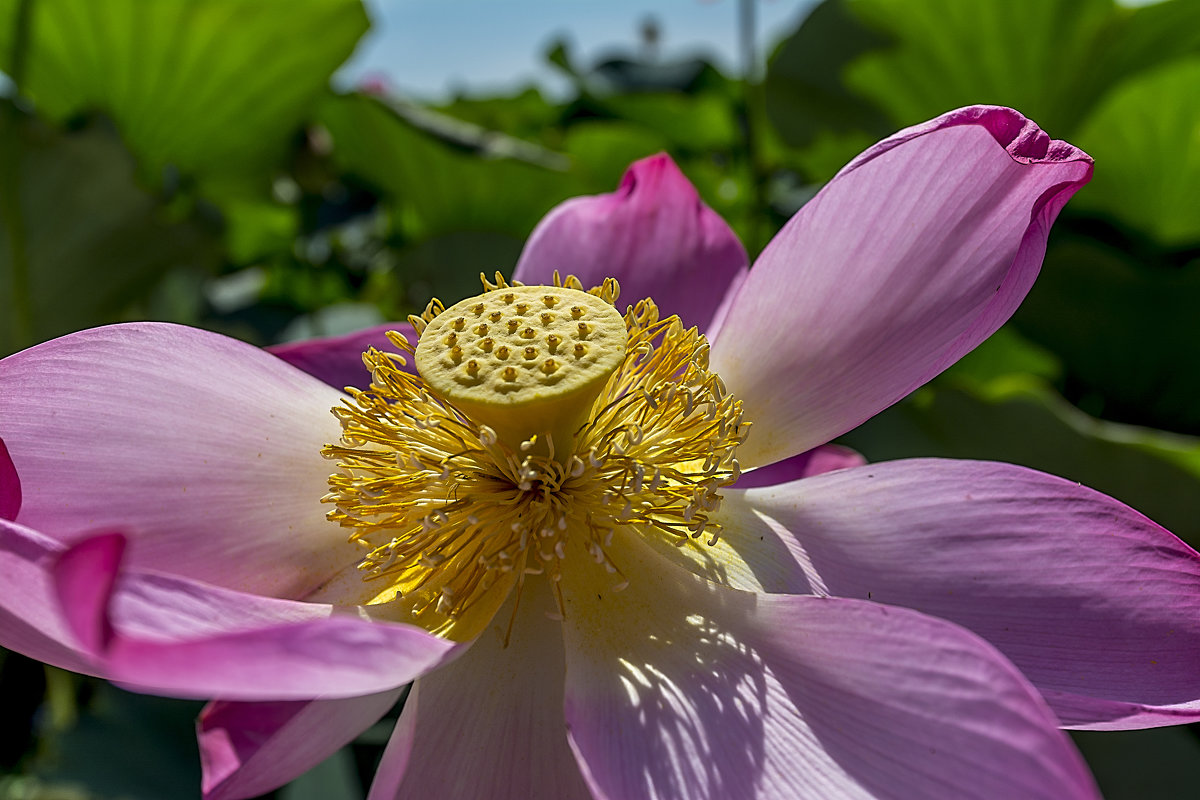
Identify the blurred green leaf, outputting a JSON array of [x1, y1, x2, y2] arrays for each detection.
[[940, 325, 1062, 387], [390, 231, 526, 309], [0, 0, 368, 182], [1081, 0, 1200, 91], [1072, 726, 1200, 800], [765, 0, 1200, 178], [763, 0, 892, 151], [436, 87, 563, 146], [222, 198, 300, 265], [598, 92, 739, 153], [1015, 236, 1200, 434], [32, 684, 203, 800], [840, 379, 1200, 549], [319, 93, 578, 242], [666, 157, 756, 250], [782, 126, 876, 184], [280, 747, 363, 800], [1072, 57, 1200, 247], [0, 110, 219, 355], [844, 0, 1120, 135], [561, 120, 671, 190], [133, 264, 212, 327]]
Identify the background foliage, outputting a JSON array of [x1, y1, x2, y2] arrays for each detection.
[[1, 0, 1198, 797]]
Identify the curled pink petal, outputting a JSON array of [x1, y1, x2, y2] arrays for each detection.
[[3, 519, 460, 700], [720, 459, 1200, 729], [101, 570, 461, 701], [268, 321, 418, 390], [0, 322, 357, 599], [0, 518, 102, 674], [1037, 690, 1200, 732], [560, 533, 1098, 800], [200, 689, 403, 800], [711, 106, 1093, 467], [368, 580, 591, 800], [839, 105, 1079, 172], [513, 153, 749, 331], [0, 437, 19, 521], [54, 532, 124, 654]]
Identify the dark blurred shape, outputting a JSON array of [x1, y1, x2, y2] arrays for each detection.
[[1015, 234, 1200, 435], [591, 56, 714, 94], [1072, 727, 1200, 800], [0, 650, 45, 770], [640, 15, 662, 62], [546, 19, 728, 97], [30, 684, 204, 800]]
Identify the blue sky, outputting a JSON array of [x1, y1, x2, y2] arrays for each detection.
[[337, 0, 820, 99]]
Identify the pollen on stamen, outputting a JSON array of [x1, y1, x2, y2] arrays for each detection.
[[322, 275, 748, 641]]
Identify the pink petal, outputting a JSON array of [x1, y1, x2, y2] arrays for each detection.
[[560, 532, 1098, 799], [268, 322, 418, 390], [0, 518, 101, 673], [513, 153, 749, 331], [0, 437, 19, 520], [711, 106, 1093, 467], [199, 689, 403, 800], [720, 458, 1200, 730], [1, 521, 460, 700], [54, 532, 124, 653], [733, 444, 865, 489], [368, 579, 592, 800], [106, 572, 459, 701], [0, 322, 359, 599]]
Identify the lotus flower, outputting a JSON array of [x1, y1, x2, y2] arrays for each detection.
[[3, 106, 1200, 800]]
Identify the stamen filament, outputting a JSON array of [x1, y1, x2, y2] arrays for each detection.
[[322, 275, 748, 640]]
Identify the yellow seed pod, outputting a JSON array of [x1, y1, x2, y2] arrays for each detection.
[[414, 285, 627, 455]]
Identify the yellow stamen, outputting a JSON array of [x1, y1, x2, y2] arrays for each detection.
[[322, 273, 749, 640]]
